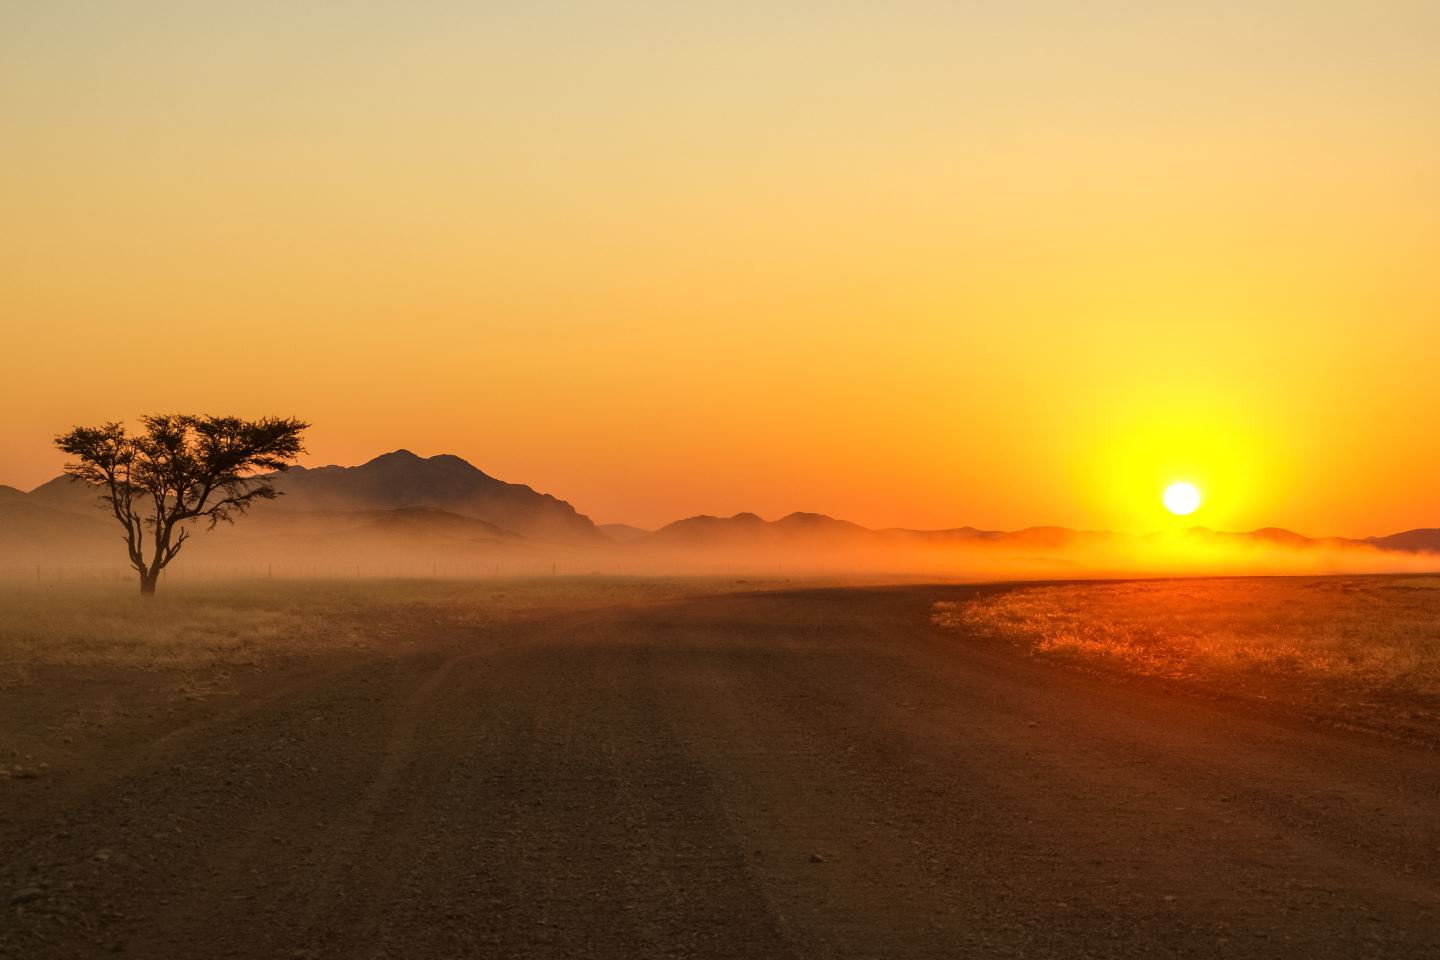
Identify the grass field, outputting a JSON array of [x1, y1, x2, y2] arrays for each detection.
[[0, 576, 748, 685], [934, 576, 1440, 734], [10, 573, 1440, 779], [0, 576, 759, 782]]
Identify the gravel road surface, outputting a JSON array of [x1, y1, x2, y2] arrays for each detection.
[[3, 586, 1438, 958]]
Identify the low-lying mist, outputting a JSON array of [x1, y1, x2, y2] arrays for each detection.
[[9, 449, 1436, 586], [5, 508, 1438, 585]]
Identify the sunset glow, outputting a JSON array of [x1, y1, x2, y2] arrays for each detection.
[[2, 3, 1438, 539]]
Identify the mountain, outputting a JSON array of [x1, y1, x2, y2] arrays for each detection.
[[639, 513, 1108, 552], [266, 450, 604, 544], [640, 512, 874, 550], [3, 451, 1436, 573], [25, 475, 98, 513], [357, 506, 518, 543], [1367, 529, 1440, 553], [0, 499, 111, 541], [0, 451, 604, 566], [633, 513, 1440, 572], [598, 523, 651, 544], [11, 453, 600, 545]]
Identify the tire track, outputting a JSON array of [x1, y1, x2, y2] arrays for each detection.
[[8, 587, 1440, 959]]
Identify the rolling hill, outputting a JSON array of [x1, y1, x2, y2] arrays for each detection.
[[266, 450, 604, 544], [1367, 529, 1440, 554], [597, 523, 651, 544], [2, 450, 1436, 574]]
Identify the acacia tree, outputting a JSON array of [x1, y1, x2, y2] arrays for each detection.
[[55, 415, 309, 596]]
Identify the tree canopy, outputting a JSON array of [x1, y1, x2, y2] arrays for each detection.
[[56, 415, 308, 594]]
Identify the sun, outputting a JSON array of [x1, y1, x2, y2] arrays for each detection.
[[1163, 481, 1202, 516]]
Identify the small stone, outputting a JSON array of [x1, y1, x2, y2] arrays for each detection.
[[10, 887, 46, 905], [10, 767, 39, 780], [808, 853, 826, 864]]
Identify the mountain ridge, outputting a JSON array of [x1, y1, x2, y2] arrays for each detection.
[[7, 450, 1438, 557], [262, 449, 604, 545], [597, 523, 651, 544], [635, 511, 1440, 555]]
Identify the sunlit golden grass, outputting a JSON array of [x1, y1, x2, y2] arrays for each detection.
[[935, 576, 1440, 696]]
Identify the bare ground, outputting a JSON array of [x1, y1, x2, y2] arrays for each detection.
[[3, 583, 1439, 958]]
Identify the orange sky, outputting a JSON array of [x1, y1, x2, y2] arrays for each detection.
[[2, 2, 1437, 536]]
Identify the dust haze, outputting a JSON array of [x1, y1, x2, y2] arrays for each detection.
[[4, 449, 1439, 583]]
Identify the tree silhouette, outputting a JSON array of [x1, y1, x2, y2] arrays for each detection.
[[55, 415, 309, 595]]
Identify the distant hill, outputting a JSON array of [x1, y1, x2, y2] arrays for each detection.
[[640, 512, 875, 550], [598, 523, 651, 544], [1367, 529, 1440, 553], [11, 452, 601, 546], [1243, 527, 1335, 548], [633, 513, 1440, 569], [639, 513, 1112, 552], [0, 500, 111, 542], [0, 451, 603, 567], [357, 506, 518, 543], [0, 495, 114, 565], [24, 475, 97, 512], [266, 450, 604, 544], [2, 451, 1437, 574]]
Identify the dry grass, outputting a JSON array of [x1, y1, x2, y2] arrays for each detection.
[[0, 576, 760, 782], [935, 576, 1440, 697], [0, 576, 737, 684]]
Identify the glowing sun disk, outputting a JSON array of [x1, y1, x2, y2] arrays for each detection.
[[1163, 482, 1202, 516]]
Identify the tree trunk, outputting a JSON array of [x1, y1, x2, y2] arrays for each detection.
[[139, 570, 159, 596]]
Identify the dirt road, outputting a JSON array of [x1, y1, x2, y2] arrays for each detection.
[[4, 585, 1439, 958]]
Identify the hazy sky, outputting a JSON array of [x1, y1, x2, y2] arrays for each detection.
[[3, 2, 1437, 535]]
